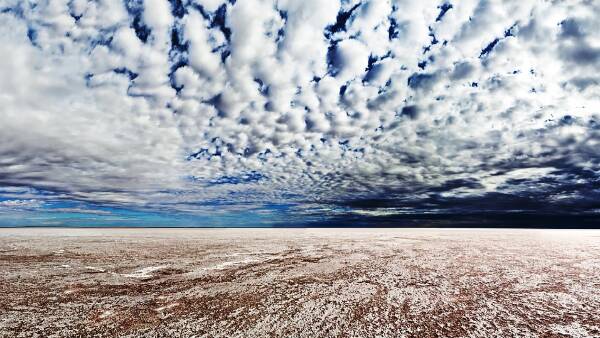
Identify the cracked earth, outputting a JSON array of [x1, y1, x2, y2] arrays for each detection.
[[1, 228, 599, 337]]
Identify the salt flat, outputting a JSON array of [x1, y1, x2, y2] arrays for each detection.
[[0, 228, 599, 337]]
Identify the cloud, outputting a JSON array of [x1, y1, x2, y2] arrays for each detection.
[[47, 208, 113, 215], [0, 199, 43, 210], [0, 0, 599, 219]]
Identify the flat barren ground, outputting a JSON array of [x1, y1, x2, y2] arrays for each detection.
[[0, 228, 599, 338]]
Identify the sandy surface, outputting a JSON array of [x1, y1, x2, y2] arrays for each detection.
[[0, 228, 599, 337]]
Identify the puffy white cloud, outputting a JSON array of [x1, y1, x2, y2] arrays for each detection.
[[0, 0, 598, 216], [333, 38, 370, 82], [143, 0, 172, 37]]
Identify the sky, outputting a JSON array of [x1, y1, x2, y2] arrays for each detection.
[[0, 0, 599, 227]]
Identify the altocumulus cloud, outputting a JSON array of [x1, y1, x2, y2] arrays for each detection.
[[0, 0, 599, 225]]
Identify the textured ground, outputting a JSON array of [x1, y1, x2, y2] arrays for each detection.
[[0, 228, 599, 338]]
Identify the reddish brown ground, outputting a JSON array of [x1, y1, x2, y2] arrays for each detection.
[[0, 228, 599, 337]]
